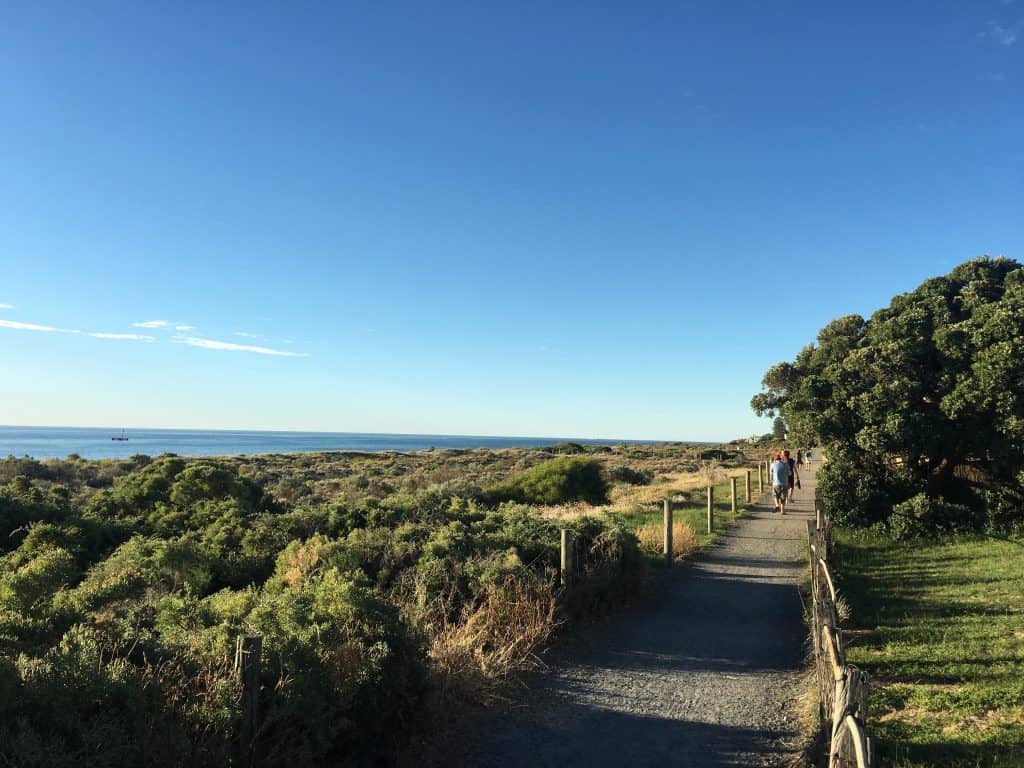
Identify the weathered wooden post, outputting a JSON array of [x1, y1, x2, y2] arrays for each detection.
[[560, 528, 573, 587], [816, 506, 822, 531], [730, 476, 738, 515], [235, 634, 262, 766], [758, 462, 764, 493], [663, 498, 673, 564], [706, 484, 714, 533], [745, 470, 752, 503]]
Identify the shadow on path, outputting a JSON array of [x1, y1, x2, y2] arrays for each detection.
[[451, 466, 819, 768]]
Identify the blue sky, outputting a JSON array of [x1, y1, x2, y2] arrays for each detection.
[[1, 2, 1021, 441]]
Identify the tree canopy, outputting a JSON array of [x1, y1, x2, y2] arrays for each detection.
[[752, 256, 1024, 535]]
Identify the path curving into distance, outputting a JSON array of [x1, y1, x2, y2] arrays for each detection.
[[456, 465, 816, 768]]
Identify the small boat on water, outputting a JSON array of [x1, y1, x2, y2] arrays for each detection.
[[112, 429, 129, 442]]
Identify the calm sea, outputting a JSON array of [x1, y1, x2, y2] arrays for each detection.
[[0, 426, 660, 461]]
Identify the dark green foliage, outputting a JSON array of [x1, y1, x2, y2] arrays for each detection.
[[486, 457, 610, 505], [753, 257, 1024, 535], [607, 466, 653, 485], [887, 493, 980, 541], [548, 441, 586, 455], [772, 417, 787, 440]]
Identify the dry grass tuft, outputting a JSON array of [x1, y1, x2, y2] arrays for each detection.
[[835, 594, 851, 622], [634, 520, 698, 561], [427, 577, 560, 706]]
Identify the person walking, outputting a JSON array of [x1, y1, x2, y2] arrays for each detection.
[[770, 452, 790, 514], [784, 449, 799, 501]]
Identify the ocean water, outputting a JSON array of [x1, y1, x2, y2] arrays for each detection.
[[0, 426, 658, 461]]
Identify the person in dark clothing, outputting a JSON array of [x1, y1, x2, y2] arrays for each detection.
[[783, 449, 798, 501]]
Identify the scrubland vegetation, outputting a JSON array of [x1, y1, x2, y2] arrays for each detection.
[[0, 440, 756, 767]]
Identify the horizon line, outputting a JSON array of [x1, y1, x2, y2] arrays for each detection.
[[0, 422, 739, 445]]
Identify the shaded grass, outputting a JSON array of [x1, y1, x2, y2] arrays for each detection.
[[835, 529, 1024, 767]]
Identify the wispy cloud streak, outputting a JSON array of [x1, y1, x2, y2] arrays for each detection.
[[0, 303, 13, 310], [133, 320, 170, 328], [89, 332, 156, 341], [176, 336, 308, 357], [0, 319, 79, 333]]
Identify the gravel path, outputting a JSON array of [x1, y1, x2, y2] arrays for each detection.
[[456, 466, 816, 768]]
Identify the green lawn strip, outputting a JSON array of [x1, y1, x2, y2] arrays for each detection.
[[835, 529, 1024, 767]]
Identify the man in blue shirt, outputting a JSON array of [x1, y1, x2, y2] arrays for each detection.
[[770, 453, 790, 514]]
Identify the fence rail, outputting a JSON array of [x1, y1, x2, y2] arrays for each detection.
[[808, 498, 875, 768]]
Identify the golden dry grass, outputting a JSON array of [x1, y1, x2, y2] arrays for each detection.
[[534, 466, 756, 522], [634, 520, 698, 561]]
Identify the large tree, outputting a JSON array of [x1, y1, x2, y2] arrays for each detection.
[[752, 256, 1024, 532]]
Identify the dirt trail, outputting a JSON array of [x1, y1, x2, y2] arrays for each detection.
[[456, 465, 816, 767]]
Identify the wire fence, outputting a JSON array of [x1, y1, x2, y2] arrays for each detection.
[[808, 494, 875, 768]]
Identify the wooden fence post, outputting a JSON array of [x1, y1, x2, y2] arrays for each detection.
[[663, 498, 673, 564], [235, 634, 262, 767], [707, 484, 714, 533], [730, 476, 738, 515], [745, 470, 752, 503], [560, 528, 573, 587]]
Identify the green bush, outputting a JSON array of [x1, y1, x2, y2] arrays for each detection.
[[887, 493, 981, 540], [486, 457, 609, 505]]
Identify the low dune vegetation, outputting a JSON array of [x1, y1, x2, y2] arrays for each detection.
[[0, 441, 759, 767]]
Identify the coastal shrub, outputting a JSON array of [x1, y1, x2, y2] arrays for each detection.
[[0, 447, 666, 765], [887, 493, 980, 540], [486, 457, 609, 505], [180, 568, 427, 767], [3, 623, 240, 768], [549, 441, 586, 455], [0, 478, 72, 552], [607, 466, 653, 485], [562, 515, 644, 618]]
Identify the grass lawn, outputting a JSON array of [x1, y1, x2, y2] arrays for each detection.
[[835, 529, 1024, 767]]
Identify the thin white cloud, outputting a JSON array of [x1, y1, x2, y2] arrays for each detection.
[[175, 324, 194, 331], [987, 22, 1018, 45], [177, 335, 308, 357], [234, 331, 261, 339], [0, 319, 79, 333], [88, 332, 156, 342], [133, 320, 170, 328], [0, 303, 13, 310]]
